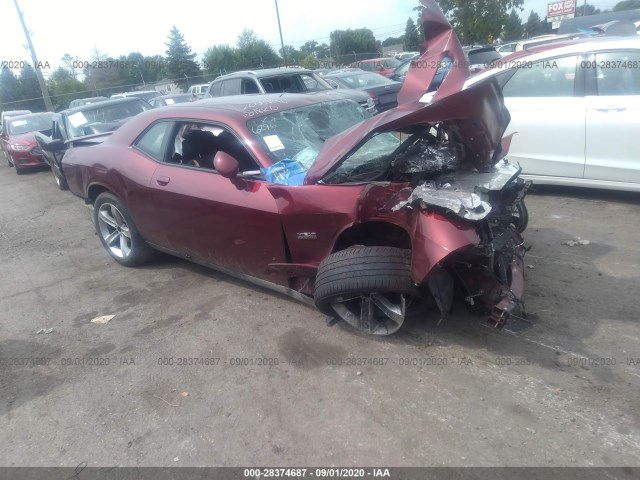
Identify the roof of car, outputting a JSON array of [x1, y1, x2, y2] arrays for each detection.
[[62, 97, 147, 115], [324, 70, 372, 77], [353, 57, 394, 62], [169, 91, 354, 115], [8, 111, 52, 121], [213, 67, 314, 81]]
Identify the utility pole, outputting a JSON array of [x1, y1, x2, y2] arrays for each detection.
[[274, 0, 287, 65], [13, 0, 53, 111]]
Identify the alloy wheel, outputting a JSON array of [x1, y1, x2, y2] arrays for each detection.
[[330, 293, 407, 335], [97, 203, 132, 259]]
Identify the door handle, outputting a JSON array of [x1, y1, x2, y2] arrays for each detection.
[[156, 176, 170, 186]]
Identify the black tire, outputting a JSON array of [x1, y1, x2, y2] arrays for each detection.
[[53, 168, 68, 190], [314, 246, 413, 334], [15, 164, 24, 175], [5, 152, 14, 167], [93, 192, 154, 267], [512, 200, 529, 233]]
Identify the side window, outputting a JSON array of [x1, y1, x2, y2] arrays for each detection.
[[502, 55, 578, 98], [168, 122, 259, 172], [595, 51, 640, 96], [221, 78, 242, 96], [242, 79, 260, 94], [135, 122, 173, 161], [209, 82, 221, 97]]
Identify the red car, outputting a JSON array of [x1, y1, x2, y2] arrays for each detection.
[[62, 0, 530, 335], [1, 112, 53, 174], [349, 58, 402, 77]]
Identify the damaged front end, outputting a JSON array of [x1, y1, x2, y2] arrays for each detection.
[[391, 155, 531, 330], [308, 0, 532, 333]]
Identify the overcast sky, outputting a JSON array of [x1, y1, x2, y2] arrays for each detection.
[[0, 0, 622, 76]]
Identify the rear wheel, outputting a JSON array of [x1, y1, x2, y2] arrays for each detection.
[[93, 192, 154, 267], [314, 246, 413, 335]]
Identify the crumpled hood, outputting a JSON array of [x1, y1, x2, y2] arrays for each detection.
[[304, 0, 510, 185]]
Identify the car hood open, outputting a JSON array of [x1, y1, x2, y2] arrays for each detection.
[[304, 0, 510, 185]]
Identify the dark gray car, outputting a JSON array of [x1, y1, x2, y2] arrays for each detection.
[[205, 67, 377, 114], [324, 70, 402, 112]]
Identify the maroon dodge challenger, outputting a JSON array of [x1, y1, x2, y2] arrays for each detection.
[[61, 0, 530, 335]]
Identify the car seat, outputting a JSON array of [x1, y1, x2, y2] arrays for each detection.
[[181, 129, 218, 169]]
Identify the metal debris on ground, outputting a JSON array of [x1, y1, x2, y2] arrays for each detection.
[[90, 315, 115, 324], [36, 328, 54, 334], [527, 265, 535, 269]]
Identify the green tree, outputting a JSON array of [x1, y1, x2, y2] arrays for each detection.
[[524, 10, 544, 37], [236, 29, 280, 69], [382, 36, 404, 47], [19, 63, 45, 111], [503, 9, 523, 40], [203, 45, 238, 75], [280, 45, 303, 66], [403, 18, 420, 51], [576, 3, 601, 16], [330, 28, 378, 64], [613, 0, 640, 11], [437, 0, 524, 45], [316, 43, 331, 59], [0, 66, 23, 111], [302, 55, 320, 69], [47, 67, 86, 110], [300, 41, 319, 57], [165, 26, 201, 90]]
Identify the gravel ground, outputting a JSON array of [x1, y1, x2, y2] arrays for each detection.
[[1, 160, 639, 468]]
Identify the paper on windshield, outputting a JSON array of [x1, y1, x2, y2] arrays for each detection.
[[263, 135, 285, 152], [12, 120, 27, 126], [165, 98, 175, 105], [68, 112, 88, 128]]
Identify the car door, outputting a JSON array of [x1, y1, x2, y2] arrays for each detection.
[[501, 55, 585, 179], [584, 50, 640, 184], [147, 121, 288, 284]]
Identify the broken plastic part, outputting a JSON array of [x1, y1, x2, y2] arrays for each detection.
[[392, 161, 521, 221]]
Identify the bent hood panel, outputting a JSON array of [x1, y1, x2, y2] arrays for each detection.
[[304, 0, 510, 185], [304, 78, 509, 184]]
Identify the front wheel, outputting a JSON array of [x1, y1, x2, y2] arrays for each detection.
[[93, 192, 154, 267], [314, 246, 414, 335]]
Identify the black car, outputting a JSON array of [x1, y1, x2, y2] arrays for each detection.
[[205, 67, 377, 114], [323, 70, 403, 112], [35, 97, 152, 189]]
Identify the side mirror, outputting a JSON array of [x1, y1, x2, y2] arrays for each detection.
[[214, 151, 239, 180], [45, 139, 66, 152]]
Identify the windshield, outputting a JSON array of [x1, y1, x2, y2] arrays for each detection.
[[8, 114, 53, 135], [246, 99, 371, 169], [65, 100, 151, 139]]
